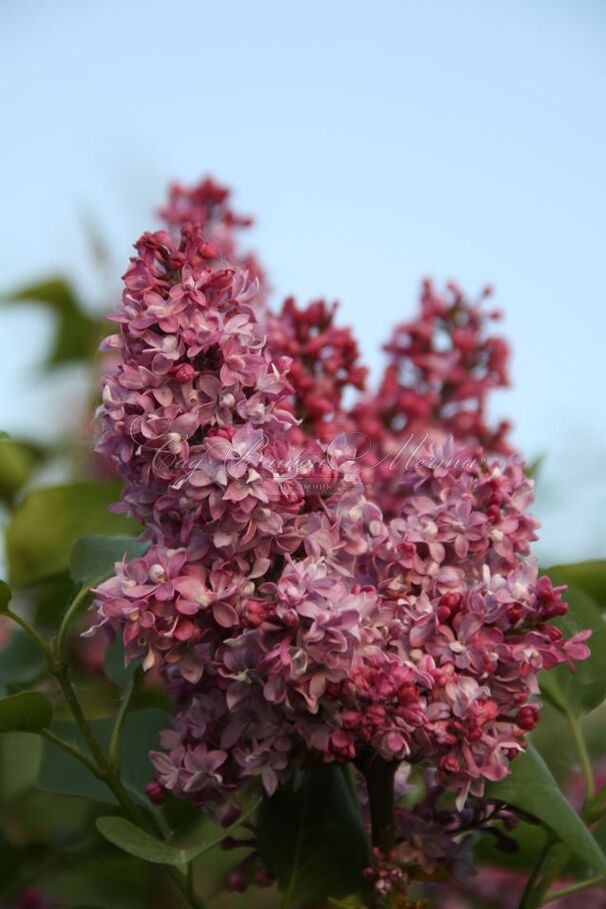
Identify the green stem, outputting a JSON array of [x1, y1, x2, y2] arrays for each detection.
[[4, 609, 51, 657], [568, 712, 594, 800], [109, 668, 141, 768], [50, 664, 111, 773], [55, 583, 92, 661], [541, 875, 606, 905], [585, 782, 606, 824], [52, 661, 206, 909], [4, 587, 207, 908], [518, 837, 554, 909], [166, 867, 205, 909]]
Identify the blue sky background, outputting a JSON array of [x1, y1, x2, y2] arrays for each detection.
[[0, 0, 604, 562]]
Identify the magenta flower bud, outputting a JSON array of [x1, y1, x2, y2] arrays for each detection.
[[174, 363, 196, 383], [227, 869, 247, 893], [145, 781, 167, 805]]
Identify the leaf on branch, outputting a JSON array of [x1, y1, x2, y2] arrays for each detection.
[[103, 636, 140, 687], [0, 277, 104, 369], [6, 482, 140, 586], [547, 561, 606, 610], [540, 584, 606, 717], [525, 454, 545, 481], [0, 632, 46, 685], [0, 434, 46, 504], [0, 691, 53, 732], [0, 732, 44, 799], [37, 708, 168, 804], [97, 796, 262, 866], [96, 816, 188, 866], [256, 767, 369, 909], [487, 745, 606, 875], [70, 534, 150, 586]]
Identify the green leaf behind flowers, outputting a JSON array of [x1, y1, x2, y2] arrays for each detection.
[[7, 482, 140, 586], [487, 745, 606, 875]]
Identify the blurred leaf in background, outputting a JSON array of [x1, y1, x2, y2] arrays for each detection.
[[1, 278, 104, 370], [6, 482, 140, 587]]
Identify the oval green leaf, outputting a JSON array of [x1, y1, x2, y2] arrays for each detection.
[[0, 691, 53, 732], [6, 482, 140, 586], [38, 708, 168, 805], [96, 816, 187, 865], [0, 631, 46, 684], [104, 636, 140, 687], [540, 584, 606, 717], [487, 745, 606, 875], [97, 796, 261, 866], [547, 561, 606, 610], [1, 276, 102, 369], [0, 435, 45, 504], [70, 534, 150, 586], [256, 767, 369, 908]]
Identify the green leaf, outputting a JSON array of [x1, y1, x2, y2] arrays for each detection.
[[0, 579, 11, 612], [487, 745, 606, 875], [96, 797, 262, 866], [38, 708, 168, 804], [70, 534, 150, 586], [547, 561, 606, 610], [32, 572, 77, 627], [256, 767, 369, 909], [96, 816, 188, 866], [0, 692, 52, 732], [0, 631, 46, 684], [540, 584, 606, 717], [0, 732, 44, 799], [0, 435, 45, 503], [6, 482, 140, 586], [1, 277, 102, 369], [526, 454, 545, 481], [38, 718, 114, 804], [104, 636, 139, 687], [119, 709, 169, 798]]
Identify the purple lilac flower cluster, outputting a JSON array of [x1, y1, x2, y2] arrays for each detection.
[[92, 177, 589, 860]]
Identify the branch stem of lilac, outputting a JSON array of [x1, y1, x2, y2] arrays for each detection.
[[4, 608, 51, 658], [4, 592, 207, 909], [54, 655, 207, 908], [109, 667, 142, 768], [567, 712, 595, 800], [518, 837, 555, 909], [50, 644, 208, 909], [358, 755, 398, 855], [540, 874, 606, 905], [55, 582, 92, 662]]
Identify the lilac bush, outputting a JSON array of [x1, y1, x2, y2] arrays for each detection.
[[1, 177, 604, 909]]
